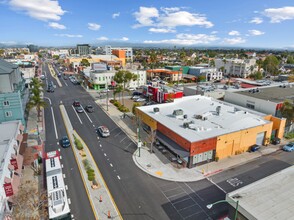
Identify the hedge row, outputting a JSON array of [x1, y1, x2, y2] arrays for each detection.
[[111, 100, 129, 113]]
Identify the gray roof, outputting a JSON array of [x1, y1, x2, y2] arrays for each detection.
[[235, 84, 294, 103], [0, 59, 18, 75]]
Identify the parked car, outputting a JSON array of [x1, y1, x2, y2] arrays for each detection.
[[128, 87, 136, 91], [132, 91, 142, 96], [135, 98, 146, 102], [75, 106, 84, 113], [73, 100, 81, 107], [96, 126, 110, 137], [249, 144, 260, 152], [132, 95, 141, 100], [63, 75, 67, 80], [282, 142, 294, 152], [61, 136, 70, 148], [271, 137, 281, 145], [85, 105, 94, 113]]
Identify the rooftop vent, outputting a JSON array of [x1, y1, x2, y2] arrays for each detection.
[[183, 114, 188, 119], [153, 107, 159, 113], [173, 109, 184, 117], [216, 106, 221, 115]]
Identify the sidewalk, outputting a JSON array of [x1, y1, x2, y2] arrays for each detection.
[[90, 90, 284, 182]]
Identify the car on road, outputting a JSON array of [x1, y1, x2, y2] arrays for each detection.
[[132, 95, 141, 100], [134, 98, 146, 102], [63, 75, 67, 80], [282, 142, 294, 152], [47, 86, 54, 93], [85, 105, 94, 113], [75, 106, 84, 113], [40, 75, 45, 80], [132, 91, 142, 96], [96, 126, 110, 137], [73, 100, 81, 107], [57, 73, 61, 78], [61, 136, 70, 148]]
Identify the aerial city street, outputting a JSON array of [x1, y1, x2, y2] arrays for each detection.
[[0, 1, 294, 220]]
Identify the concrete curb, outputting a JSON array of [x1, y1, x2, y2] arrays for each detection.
[[59, 104, 99, 220], [48, 63, 62, 87]]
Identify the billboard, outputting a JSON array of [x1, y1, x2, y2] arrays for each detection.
[[92, 63, 107, 71], [10, 159, 18, 170]]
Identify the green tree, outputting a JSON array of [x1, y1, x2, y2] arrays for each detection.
[[114, 70, 138, 105], [52, 55, 59, 60], [250, 71, 263, 80], [287, 55, 294, 64], [281, 100, 294, 126], [263, 55, 280, 76], [80, 58, 90, 67]]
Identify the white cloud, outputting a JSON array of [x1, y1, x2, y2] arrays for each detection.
[[263, 6, 294, 23], [97, 37, 108, 41], [9, 0, 65, 21], [0, 41, 17, 45], [144, 33, 218, 45], [160, 7, 180, 14], [228, 30, 240, 36], [248, 29, 265, 36], [133, 7, 213, 29], [158, 11, 213, 28], [112, 12, 120, 19], [149, 28, 176, 33], [55, 34, 83, 38], [223, 37, 246, 45], [211, 31, 218, 34], [88, 23, 101, 31], [121, 37, 129, 41], [133, 7, 159, 28], [49, 22, 66, 29], [249, 17, 263, 24]]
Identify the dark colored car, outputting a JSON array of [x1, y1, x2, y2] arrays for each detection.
[[132, 91, 142, 96], [61, 136, 70, 148], [85, 105, 94, 113], [47, 86, 54, 93], [63, 75, 67, 80], [271, 137, 281, 145], [73, 100, 81, 107], [250, 144, 260, 152]]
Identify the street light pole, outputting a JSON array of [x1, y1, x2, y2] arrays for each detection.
[[106, 78, 109, 111], [206, 200, 239, 220]]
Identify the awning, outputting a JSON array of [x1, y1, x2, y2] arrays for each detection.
[[156, 131, 190, 158]]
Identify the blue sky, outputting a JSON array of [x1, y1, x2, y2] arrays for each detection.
[[0, 0, 294, 48]]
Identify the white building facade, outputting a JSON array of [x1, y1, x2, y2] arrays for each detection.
[[188, 67, 223, 81], [215, 58, 257, 78], [0, 121, 24, 219]]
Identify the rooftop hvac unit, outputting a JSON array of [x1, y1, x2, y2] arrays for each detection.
[[183, 122, 190, 129], [153, 107, 159, 113], [173, 109, 184, 116], [183, 114, 188, 119]]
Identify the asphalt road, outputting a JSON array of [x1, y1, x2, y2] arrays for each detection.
[[42, 61, 294, 220], [43, 63, 95, 220]]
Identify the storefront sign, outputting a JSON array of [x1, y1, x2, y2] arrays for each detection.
[[10, 159, 18, 170], [4, 183, 13, 197]]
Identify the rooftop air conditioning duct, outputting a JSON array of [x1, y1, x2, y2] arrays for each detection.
[[216, 106, 221, 115], [173, 109, 184, 116]]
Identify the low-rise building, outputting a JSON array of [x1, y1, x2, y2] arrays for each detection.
[[215, 58, 257, 78], [188, 67, 223, 81], [137, 96, 285, 168], [0, 120, 24, 219], [0, 59, 28, 126], [226, 166, 294, 220]]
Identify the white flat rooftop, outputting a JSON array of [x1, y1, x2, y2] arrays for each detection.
[[138, 96, 269, 142], [227, 166, 294, 220]]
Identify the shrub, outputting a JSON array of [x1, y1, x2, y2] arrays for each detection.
[[215, 156, 219, 162], [74, 138, 83, 150], [83, 159, 91, 170], [285, 132, 294, 139], [88, 174, 95, 181], [87, 168, 95, 174]]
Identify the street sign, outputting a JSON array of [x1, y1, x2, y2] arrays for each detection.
[[138, 142, 142, 148]]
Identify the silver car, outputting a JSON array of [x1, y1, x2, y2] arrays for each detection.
[[96, 126, 110, 137]]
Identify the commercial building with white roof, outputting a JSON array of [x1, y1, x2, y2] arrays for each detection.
[[137, 95, 285, 168], [226, 166, 294, 220]]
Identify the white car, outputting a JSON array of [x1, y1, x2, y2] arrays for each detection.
[[132, 95, 141, 100], [135, 98, 146, 102], [128, 87, 136, 91], [40, 75, 45, 80], [96, 126, 110, 137]]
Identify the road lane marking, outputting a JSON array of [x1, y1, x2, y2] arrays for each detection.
[[99, 144, 102, 147], [114, 130, 122, 137], [120, 136, 127, 143], [71, 105, 83, 124], [44, 96, 52, 105], [81, 105, 93, 123], [51, 106, 58, 139], [117, 175, 121, 180], [110, 163, 113, 167], [104, 153, 107, 157]]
